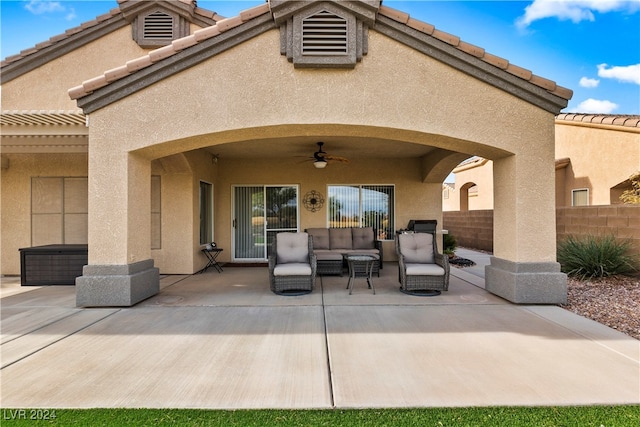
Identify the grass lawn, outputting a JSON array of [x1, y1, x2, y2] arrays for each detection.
[[2, 406, 639, 426]]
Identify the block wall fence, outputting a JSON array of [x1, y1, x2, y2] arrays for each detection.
[[443, 205, 640, 254]]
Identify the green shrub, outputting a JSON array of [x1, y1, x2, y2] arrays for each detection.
[[557, 234, 639, 279], [443, 233, 457, 254]]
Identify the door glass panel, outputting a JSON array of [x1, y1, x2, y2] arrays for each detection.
[[234, 186, 298, 260]]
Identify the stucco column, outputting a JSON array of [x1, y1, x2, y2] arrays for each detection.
[[76, 148, 159, 307], [487, 151, 567, 304]]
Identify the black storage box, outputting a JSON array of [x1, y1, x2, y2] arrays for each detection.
[[19, 244, 88, 286]]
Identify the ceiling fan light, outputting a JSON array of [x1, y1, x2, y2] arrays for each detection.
[[314, 160, 327, 169]]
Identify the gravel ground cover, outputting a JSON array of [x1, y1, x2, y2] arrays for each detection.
[[560, 276, 640, 340]]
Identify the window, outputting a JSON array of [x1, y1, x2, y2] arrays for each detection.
[[31, 177, 87, 246], [572, 188, 589, 206], [151, 175, 161, 249], [328, 185, 394, 240], [200, 181, 213, 244]]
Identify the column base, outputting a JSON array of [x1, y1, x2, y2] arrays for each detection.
[[485, 257, 567, 304], [76, 259, 159, 307]]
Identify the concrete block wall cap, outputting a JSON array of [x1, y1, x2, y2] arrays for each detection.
[[379, 5, 410, 24], [240, 3, 271, 21], [172, 34, 198, 51], [432, 29, 460, 46], [407, 18, 434, 35], [126, 55, 153, 72], [194, 25, 221, 42], [482, 53, 509, 70], [104, 65, 130, 82], [602, 116, 616, 124], [216, 15, 243, 32], [529, 74, 557, 92], [506, 63, 533, 80], [68, 86, 89, 99], [149, 45, 177, 62], [457, 41, 485, 58], [83, 75, 109, 92]]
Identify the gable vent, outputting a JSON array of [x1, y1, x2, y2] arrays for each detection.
[[143, 11, 174, 40], [302, 10, 347, 56]]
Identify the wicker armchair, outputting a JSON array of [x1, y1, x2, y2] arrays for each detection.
[[268, 232, 317, 295], [395, 232, 449, 295]]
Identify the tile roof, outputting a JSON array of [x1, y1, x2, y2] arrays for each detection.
[[1, 0, 224, 69], [556, 114, 640, 128], [66, 2, 572, 104]]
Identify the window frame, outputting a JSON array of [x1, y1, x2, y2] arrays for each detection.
[[571, 188, 589, 206], [199, 181, 214, 245]]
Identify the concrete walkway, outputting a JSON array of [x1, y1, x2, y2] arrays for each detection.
[[1, 251, 638, 409]]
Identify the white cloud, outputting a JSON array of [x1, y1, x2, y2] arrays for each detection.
[[24, 1, 64, 15], [579, 77, 600, 88], [66, 8, 77, 21], [597, 63, 640, 84], [516, 0, 640, 28], [573, 98, 619, 113]]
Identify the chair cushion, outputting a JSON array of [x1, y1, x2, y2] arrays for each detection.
[[274, 263, 312, 276], [352, 227, 375, 249], [276, 233, 309, 264], [329, 228, 353, 250], [399, 233, 435, 264], [307, 228, 330, 250], [406, 263, 444, 276]]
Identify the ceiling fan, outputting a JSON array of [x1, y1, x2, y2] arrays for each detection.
[[304, 142, 349, 169]]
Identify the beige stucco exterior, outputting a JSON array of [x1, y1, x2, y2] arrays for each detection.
[[2, 0, 570, 305], [444, 118, 640, 212]]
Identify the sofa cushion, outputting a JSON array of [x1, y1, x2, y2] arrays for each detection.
[[352, 227, 375, 249], [398, 233, 435, 264], [276, 232, 309, 264], [329, 228, 353, 250], [307, 228, 330, 250]]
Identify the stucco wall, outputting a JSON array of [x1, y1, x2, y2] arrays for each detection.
[[84, 28, 556, 268], [2, 27, 151, 111], [0, 153, 88, 275], [555, 122, 639, 206]]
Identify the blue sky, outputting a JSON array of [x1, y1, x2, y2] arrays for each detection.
[[2, 0, 639, 114]]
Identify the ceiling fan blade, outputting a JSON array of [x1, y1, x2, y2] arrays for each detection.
[[324, 154, 349, 163]]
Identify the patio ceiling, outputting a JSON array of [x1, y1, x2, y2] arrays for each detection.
[[202, 136, 455, 161]]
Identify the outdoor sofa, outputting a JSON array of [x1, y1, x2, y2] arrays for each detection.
[[305, 227, 383, 276]]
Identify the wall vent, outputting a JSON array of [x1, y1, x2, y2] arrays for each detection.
[[143, 11, 174, 40], [302, 11, 347, 56]]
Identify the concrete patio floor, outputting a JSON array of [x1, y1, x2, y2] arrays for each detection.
[[1, 255, 638, 409]]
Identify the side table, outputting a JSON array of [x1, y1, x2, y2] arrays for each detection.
[[200, 247, 223, 273], [345, 254, 376, 295]]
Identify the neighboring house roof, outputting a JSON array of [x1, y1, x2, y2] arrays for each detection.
[[0, 110, 85, 126], [556, 113, 640, 129], [62, 1, 572, 115], [0, 0, 223, 82]]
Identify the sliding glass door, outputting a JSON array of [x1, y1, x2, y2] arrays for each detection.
[[233, 186, 298, 261]]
